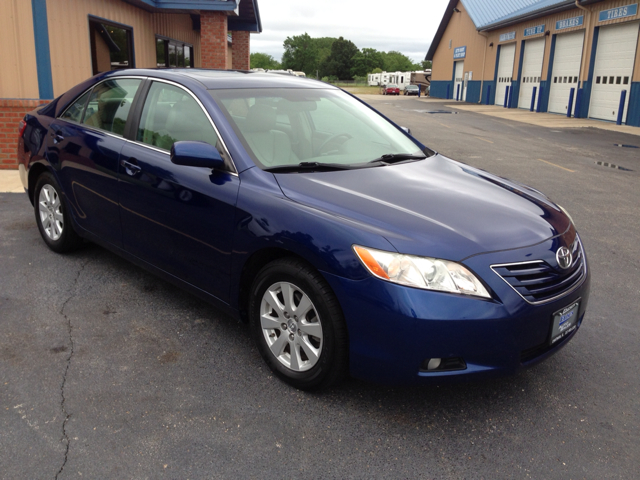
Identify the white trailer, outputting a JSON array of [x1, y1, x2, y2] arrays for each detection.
[[369, 71, 427, 90]]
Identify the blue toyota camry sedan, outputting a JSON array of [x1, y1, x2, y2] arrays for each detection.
[[18, 69, 590, 390]]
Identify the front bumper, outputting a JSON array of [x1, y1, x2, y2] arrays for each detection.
[[322, 245, 591, 385]]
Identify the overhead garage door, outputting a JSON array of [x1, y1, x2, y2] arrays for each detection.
[[549, 31, 585, 115], [518, 38, 546, 109], [589, 21, 639, 123], [495, 43, 516, 106], [454, 61, 465, 101]]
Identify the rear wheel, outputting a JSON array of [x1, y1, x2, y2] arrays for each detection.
[[34, 172, 83, 253], [249, 258, 348, 390]]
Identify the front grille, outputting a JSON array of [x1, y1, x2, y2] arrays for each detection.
[[492, 237, 585, 304]]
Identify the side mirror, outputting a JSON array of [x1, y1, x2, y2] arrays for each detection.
[[400, 126, 412, 135], [170, 141, 225, 170]]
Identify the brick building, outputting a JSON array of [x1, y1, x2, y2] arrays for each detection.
[[0, 0, 262, 169]]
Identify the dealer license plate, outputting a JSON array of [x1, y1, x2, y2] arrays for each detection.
[[550, 299, 580, 345]]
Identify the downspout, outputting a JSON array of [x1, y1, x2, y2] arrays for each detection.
[[478, 31, 489, 103]]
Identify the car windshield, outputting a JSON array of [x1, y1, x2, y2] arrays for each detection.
[[209, 88, 422, 170], [387, 84, 398, 88]]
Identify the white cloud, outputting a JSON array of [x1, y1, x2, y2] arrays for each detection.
[[250, 0, 450, 63]]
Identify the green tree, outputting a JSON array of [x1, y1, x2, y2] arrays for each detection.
[[250, 52, 281, 70], [421, 60, 433, 70], [371, 67, 383, 74], [350, 48, 384, 77], [321, 37, 359, 80], [282, 33, 322, 76], [381, 51, 416, 72]]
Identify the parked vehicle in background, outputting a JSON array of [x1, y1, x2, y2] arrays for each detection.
[[404, 85, 420, 96], [383, 84, 400, 95]]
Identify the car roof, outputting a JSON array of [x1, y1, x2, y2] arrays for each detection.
[[107, 68, 335, 90]]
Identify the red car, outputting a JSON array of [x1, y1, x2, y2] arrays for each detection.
[[382, 84, 400, 95]]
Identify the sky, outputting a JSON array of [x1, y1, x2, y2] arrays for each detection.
[[249, 0, 451, 64]]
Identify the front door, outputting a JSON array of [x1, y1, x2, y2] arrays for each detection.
[[118, 80, 240, 302]]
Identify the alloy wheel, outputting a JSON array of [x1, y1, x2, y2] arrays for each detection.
[[38, 184, 64, 241], [260, 281, 323, 372]]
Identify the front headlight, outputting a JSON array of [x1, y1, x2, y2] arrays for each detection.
[[353, 245, 491, 299]]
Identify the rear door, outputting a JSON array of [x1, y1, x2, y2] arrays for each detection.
[[48, 77, 143, 247], [118, 79, 240, 302]]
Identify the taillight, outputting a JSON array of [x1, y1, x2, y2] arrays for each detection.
[[18, 119, 27, 138]]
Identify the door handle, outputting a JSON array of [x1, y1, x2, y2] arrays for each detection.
[[51, 131, 64, 144], [120, 159, 141, 176]]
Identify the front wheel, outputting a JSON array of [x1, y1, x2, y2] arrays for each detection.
[[249, 258, 348, 390], [34, 172, 83, 253]]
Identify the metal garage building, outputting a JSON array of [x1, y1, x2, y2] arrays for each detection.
[[425, 0, 640, 127]]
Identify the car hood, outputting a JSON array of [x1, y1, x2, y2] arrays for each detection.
[[274, 154, 570, 261]]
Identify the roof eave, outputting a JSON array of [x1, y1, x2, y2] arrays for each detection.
[[478, 0, 586, 32]]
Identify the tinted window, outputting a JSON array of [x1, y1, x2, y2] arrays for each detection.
[[137, 82, 218, 151], [82, 79, 141, 136], [60, 91, 91, 123]]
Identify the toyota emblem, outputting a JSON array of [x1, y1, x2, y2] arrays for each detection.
[[556, 246, 573, 270]]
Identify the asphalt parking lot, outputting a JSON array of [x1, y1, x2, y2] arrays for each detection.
[[2, 96, 639, 478]]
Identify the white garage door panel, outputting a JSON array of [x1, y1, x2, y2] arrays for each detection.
[[549, 31, 584, 115], [495, 43, 516, 106], [518, 38, 545, 109], [454, 61, 464, 100], [589, 22, 639, 122]]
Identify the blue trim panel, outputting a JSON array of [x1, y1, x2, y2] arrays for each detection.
[[133, 0, 237, 10], [539, 80, 550, 112], [430, 80, 452, 99], [31, 0, 54, 99], [493, 45, 501, 105], [627, 83, 640, 127], [466, 80, 482, 103], [540, 34, 557, 113], [579, 26, 599, 119], [226, 20, 260, 32], [482, 80, 496, 105], [511, 40, 525, 108]]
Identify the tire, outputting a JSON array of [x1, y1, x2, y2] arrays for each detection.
[[249, 258, 348, 390], [34, 171, 83, 253]]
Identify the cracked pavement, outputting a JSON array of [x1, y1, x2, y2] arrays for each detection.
[[1, 99, 639, 478]]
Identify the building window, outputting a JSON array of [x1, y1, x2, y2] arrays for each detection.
[[156, 36, 194, 68], [89, 17, 134, 75]]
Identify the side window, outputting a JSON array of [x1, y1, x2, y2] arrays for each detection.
[[137, 82, 218, 151], [60, 91, 91, 123], [82, 79, 141, 136]]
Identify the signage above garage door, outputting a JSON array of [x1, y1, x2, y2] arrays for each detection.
[[454, 46, 467, 59], [524, 24, 545, 37], [556, 15, 584, 30], [500, 32, 516, 42], [598, 4, 638, 22]]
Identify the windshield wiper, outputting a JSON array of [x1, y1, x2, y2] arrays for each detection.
[[264, 162, 356, 173], [367, 153, 427, 165]]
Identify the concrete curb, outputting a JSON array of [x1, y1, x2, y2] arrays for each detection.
[[0, 170, 25, 193]]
